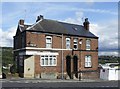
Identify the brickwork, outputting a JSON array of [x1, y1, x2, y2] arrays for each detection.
[[14, 28, 98, 79], [22, 31, 99, 79]]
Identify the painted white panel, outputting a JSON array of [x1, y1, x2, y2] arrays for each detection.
[[117, 70, 120, 80], [100, 69, 109, 80], [24, 56, 34, 78], [19, 51, 59, 55], [100, 68, 120, 80], [109, 69, 120, 80]]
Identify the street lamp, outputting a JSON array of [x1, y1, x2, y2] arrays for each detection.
[[79, 39, 82, 81]]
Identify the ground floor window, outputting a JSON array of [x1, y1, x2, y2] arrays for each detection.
[[40, 55, 57, 66], [85, 55, 92, 67]]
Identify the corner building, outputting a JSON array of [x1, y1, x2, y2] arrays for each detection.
[[14, 15, 99, 79]]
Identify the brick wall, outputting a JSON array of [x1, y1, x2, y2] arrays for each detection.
[[14, 31, 98, 79]]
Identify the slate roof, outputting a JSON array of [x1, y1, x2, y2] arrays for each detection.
[[20, 19, 98, 38]]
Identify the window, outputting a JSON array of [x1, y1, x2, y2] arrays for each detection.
[[73, 38, 78, 49], [53, 56, 56, 65], [40, 55, 57, 66], [86, 39, 91, 50], [85, 55, 92, 67], [46, 36, 52, 48], [41, 56, 44, 65], [45, 56, 48, 65], [66, 38, 70, 49]]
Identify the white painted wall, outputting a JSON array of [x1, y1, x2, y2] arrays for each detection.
[[24, 56, 35, 78], [100, 69, 109, 80], [100, 68, 120, 80]]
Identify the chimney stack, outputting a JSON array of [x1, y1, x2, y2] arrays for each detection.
[[83, 18, 90, 31], [36, 15, 44, 22], [39, 15, 44, 20], [19, 19, 24, 25]]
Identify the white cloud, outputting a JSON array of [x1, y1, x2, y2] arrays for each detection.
[[78, 8, 117, 15], [63, 11, 84, 25], [99, 51, 118, 56], [90, 20, 118, 51], [63, 11, 118, 56], [0, 26, 16, 47]]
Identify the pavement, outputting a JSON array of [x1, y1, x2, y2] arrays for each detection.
[[0, 78, 116, 83]]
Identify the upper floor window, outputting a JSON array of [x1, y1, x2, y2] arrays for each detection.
[[86, 39, 91, 50], [85, 55, 92, 67], [46, 36, 52, 48], [73, 38, 78, 49], [66, 38, 70, 49]]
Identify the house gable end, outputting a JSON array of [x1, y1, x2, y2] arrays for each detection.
[[15, 25, 21, 36]]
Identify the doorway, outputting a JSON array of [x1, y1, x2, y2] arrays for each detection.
[[66, 55, 71, 79], [73, 55, 78, 78]]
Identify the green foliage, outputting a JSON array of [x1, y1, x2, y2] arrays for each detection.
[[98, 60, 106, 64], [1, 47, 13, 66], [98, 55, 119, 64], [118, 57, 120, 64], [10, 62, 17, 74], [2, 68, 9, 74]]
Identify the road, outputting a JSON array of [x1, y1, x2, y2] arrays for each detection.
[[1, 79, 119, 89]]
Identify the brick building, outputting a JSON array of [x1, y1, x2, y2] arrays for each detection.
[[13, 15, 99, 79]]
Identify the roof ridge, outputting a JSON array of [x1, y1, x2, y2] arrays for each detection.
[[45, 19, 83, 26], [19, 18, 98, 38]]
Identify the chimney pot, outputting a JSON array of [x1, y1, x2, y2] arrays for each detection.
[[19, 19, 24, 25], [39, 15, 44, 21], [36, 15, 44, 22], [83, 18, 90, 31], [36, 16, 40, 22]]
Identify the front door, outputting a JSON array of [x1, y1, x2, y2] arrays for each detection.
[[73, 56, 78, 78], [66, 56, 71, 79]]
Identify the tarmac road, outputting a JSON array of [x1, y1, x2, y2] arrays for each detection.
[[1, 79, 119, 89]]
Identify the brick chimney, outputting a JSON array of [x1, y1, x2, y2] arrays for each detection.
[[39, 15, 44, 20], [19, 19, 24, 25], [36, 15, 44, 22], [83, 18, 90, 31]]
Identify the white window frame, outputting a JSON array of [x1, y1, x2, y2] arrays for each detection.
[[85, 55, 92, 67], [40, 55, 57, 66], [73, 38, 78, 50], [46, 36, 52, 48], [66, 38, 70, 49], [86, 39, 91, 50]]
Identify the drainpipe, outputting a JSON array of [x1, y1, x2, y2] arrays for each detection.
[[61, 34, 64, 79], [79, 39, 83, 81]]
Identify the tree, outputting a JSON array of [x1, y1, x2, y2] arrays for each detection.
[[10, 62, 17, 74], [118, 57, 120, 64]]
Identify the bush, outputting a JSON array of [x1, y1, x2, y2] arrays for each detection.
[[10, 64, 17, 74]]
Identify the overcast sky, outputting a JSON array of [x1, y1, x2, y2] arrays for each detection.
[[0, 1, 119, 56]]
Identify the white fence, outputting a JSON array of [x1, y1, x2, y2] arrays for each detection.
[[100, 68, 120, 80]]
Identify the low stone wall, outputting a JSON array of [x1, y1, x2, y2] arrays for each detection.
[[80, 71, 99, 80], [41, 72, 57, 79]]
